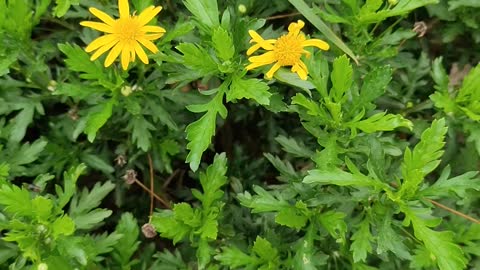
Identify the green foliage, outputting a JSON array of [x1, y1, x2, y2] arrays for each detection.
[[1, 0, 480, 269]]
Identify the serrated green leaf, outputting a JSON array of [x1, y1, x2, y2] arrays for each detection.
[[58, 43, 108, 81], [350, 66, 392, 114], [130, 116, 155, 151], [212, 27, 234, 61], [151, 210, 191, 244], [349, 112, 413, 135], [9, 106, 34, 143], [420, 166, 480, 198], [330, 55, 353, 102], [186, 90, 227, 171], [55, 164, 87, 209], [318, 210, 347, 242], [31, 196, 52, 220], [402, 206, 467, 270], [199, 153, 228, 209], [252, 236, 279, 263], [177, 43, 218, 76], [183, 0, 219, 30], [227, 76, 271, 105], [237, 185, 290, 213], [350, 218, 373, 263], [358, 0, 439, 24], [275, 206, 308, 230], [69, 181, 115, 229], [275, 135, 314, 158], [0, 184, 32, 217], [215, 246, 258, 268], [51, 215, 75, 238], [398, 118, 448, 199], [288, 0, 358, 63], [84, 100, 114, 142], [304, 167, 379, 188], [113, 213, 140, 266]]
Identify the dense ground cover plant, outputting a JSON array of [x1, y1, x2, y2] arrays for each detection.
[[1, 0, 479, 269]]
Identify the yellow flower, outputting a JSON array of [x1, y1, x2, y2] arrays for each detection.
[[246, 20, 330, 80], [80, 0, 166, 70]]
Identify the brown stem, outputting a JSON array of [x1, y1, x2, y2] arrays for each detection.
[[266, 12, 301, 20], [427, 199, 480, 224], [133, 179, 170, 209], [148, 154, 155, 216]]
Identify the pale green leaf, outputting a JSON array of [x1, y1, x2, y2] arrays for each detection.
[[84, 100, 114, 142], [227, 76, 271, 105], [212, 27, 234, 61], [350, 218, 373, 262]]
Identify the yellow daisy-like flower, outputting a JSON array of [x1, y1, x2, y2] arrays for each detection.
[[80, 0, 166, 70], [246, 20, 330, 80]]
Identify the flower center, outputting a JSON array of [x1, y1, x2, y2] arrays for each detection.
[[114, 17, 141, 41], [273, 34, 304, 66]]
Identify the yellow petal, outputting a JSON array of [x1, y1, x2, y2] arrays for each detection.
[[292, 62, 308, 80], [302, 39, 330, 50], [80, 21, 114, 33], [85, 34, 117, 52], [89, 7, 115, 26], [130, 48, 136, 62], [247, 44, 262, 56], [248, 51, 276, 63], [246, 61, 269, 71], [144, 34, 164, 40], [265, 62, 282, 79], [137, 6, 162, 26], [137, 38, 158, 53], [134, 42, 149, 64], [90, 39, 119, 60], [118, 0, 130, 18], [141, 25, 166, 33], [121, 44, 130, 70], [104, 42, 124, 67], [288, 20, 305, 36]]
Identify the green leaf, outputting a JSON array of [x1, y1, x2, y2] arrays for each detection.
[[53, 0, 72, 17], [330, 55, 353, 102], [350, 218, 373, 263], [51, 215, 75, 238], [130, 116, 155, 151], [58, 43, 107, 81], [84, 100, 114, 142], [252, 236, 279, 265], [275, 203, 309, 230], [177, 43, 218, 76], [420, 166, 480, 198], [0, 163, 9, 185], [151, 210, 192, 244], [215, 246, 258, 268], [264, 153, 300, 183], [69, 181, 115, 229], [304, 167, 380, 188], [113, 213, 140, 266], [275, 135, 314, 158], [398, 118, 448, 199], [227, 76, 271, 106], [183, 0, 219, 30], [55, 164, 87, 209], [349, 112, 413, 135], [288, 0, 358, 64], [185, 90, 227, 171], [31, 196, 52, 220], [212, 27, 234, 61], [402, 206, 467, 270], [9, 106, 34, 143], [350, 66, 392, 114], [238, 185, 290, 213], [199, 153, 228, 209], [357, 0, 439, 24], [0, 184, 32, 217], [318, 210, 347, 242], [376, 210, 411, 260]]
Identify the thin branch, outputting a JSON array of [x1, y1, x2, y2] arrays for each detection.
[[267, 12, 301, 20], [427, 199, 480, 224], [148, 154, 155, 216], [133, 179, 170, 209]]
